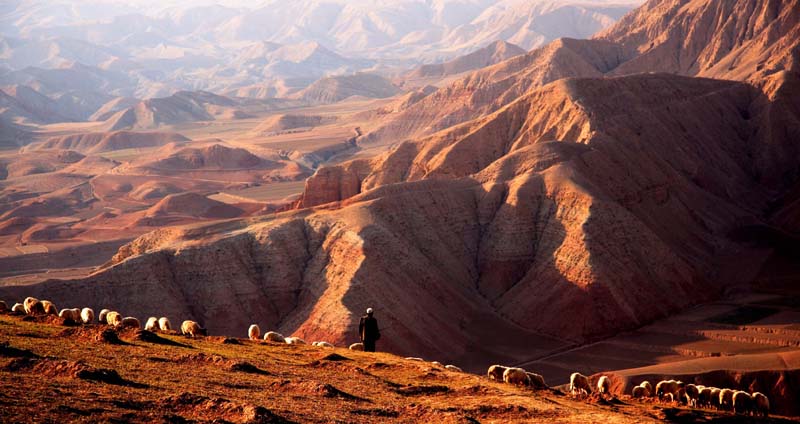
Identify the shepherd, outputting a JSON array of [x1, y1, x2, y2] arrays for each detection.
[[358, 307, 380, 352]]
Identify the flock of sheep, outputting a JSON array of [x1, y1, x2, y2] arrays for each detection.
[[566, 372, 770, 417], [0, 297, 774, 418]]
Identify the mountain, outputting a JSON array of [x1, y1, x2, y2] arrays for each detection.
[[25, 131, 190, 154], [103, 91, 252, 130], [294, 73, 401, 104], [401, 40, 526, 83]]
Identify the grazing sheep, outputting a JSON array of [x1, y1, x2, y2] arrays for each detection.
[[698, 387, 712, 408], [80, 308, 94, 324], [58, 308, 80, 322], [312, 341, 334, 348], [348, 342, 364, 351], [570, 372, 591, 396], [0, 300, 7, 312], [405, 357, 424, 361], [656, 380, 679, 401], [98, 309, 110, 324], [105, 311, 122, 326], [285, 336, 306, 345], [732, 391, 752, 414], [640, 381, 653, 397], [632, 386, 647, 398], [23, 297, 45, 316], [248, 324, 260, 340], [664, 393, 674, 403], [41, 300, 58, 315], [120, 316, 140, 329], [11, 303, 25, 314], [158, 317, 172, 332], [487, 365, 508, 382], [264, 331, 286, 343], [526, 372, 547, 389], [431, 361, 443, 367], [719, 388, 735, 411], [503, 367, 530, 386], [684, 384, 699, 407], [710, 388, 722, 410], [752, 392, 769, 417], [597, 376, 611, 395], [144, 317, 159, 331], [445, 365, 463, 372], [181, 320, 206, 337]]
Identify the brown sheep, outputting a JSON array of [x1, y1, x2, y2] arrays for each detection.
[[487, 365, 508, 382], [632, 385, 647, 398], [732, 391, 752, 415], [41, 300, 58, 315], [526, 372, 547, 389], [23, 297, 45, 316], [752, 392, 769, 417]]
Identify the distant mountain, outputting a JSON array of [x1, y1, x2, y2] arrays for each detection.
[[401, 40, 526, 83], [294, 73, 401, 104]]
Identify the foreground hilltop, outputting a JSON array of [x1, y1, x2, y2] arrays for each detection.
[[1, 313, 796, 423]]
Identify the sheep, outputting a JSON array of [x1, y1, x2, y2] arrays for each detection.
[[405, 357, 424, 361], [597, 376, 611, 395], [120, 316, 140, 329], [640, 381, 653, 397], [445, 365, 463, 372], [79, 308, 94, 324], [285, 336, 306, 345], [158, 317, 172, 332], [0, 300, 7, 312], [431, 361, 443, 367], [312, 341, 334, 348], [719, 388, 734, 411], [264, 331, 286, 343], [752, 392, 769, 417], [23, 297, 45, 315], [348, 342, 364, 351], [248, 324, 260, 340], [144, 317, 159, 331], [41, 300, 58, 315], [11, 303, 25, 314], [698, 387, 712, 408], [710, 388, 722, 410], [503, 367, 530, 386], [487, 365, 508, 382], [684, 384, 699, 407], [105, 311, 122, 326], [98, 309, 110, 324], [632, 385, 647, 398], [732, 391, 752, 414], [664, 393, 674, 403], [181, 320, 207, 337], [656, 380, 679, 401], [58, 308, 80, 322], [569, 372, 591, 396], [526, 372, 547, 389]]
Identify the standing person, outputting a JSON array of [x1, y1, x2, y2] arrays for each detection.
[[358, 307, 380, 352]]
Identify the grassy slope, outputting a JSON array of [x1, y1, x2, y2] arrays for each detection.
[[0, 313, 797, 423]]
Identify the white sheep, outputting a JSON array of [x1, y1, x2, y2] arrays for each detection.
[[59, 308, 80, 322], [656, 380, 679, 401], [23, 297, 45, 315], [732, 391, 752, 414], [719, 388, 734, 411], [487, 365, 508, 381], [120, 316, 140, 329], [158, 317, 172, 332], [503, 367, 530, 386], [181, 320, 206, 337], [752, 392, 769, 417], [312, 341, 334, 348], [248, 324, 261, 340], [597, 376, 610, 394], [80, 308, 94, 324], [144, 317, 159, 331], [0, 300, 7, 312], [348, 342, 364, 351], [431, 361, 443, 367], [405, 357, 424, 361], [570, 372, 591, 396], [11, 303, 25, 314], [264, 331, 285, 343], [445, 365, 462, 372], [105, 311, 122, 326], [526, 372, 547, 389], [41, 300, 58, 315], [98, 309, 110, 324], [285, 336, 306, 345]]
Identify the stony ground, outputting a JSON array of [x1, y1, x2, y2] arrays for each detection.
[[0, 313, 798, 423]]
